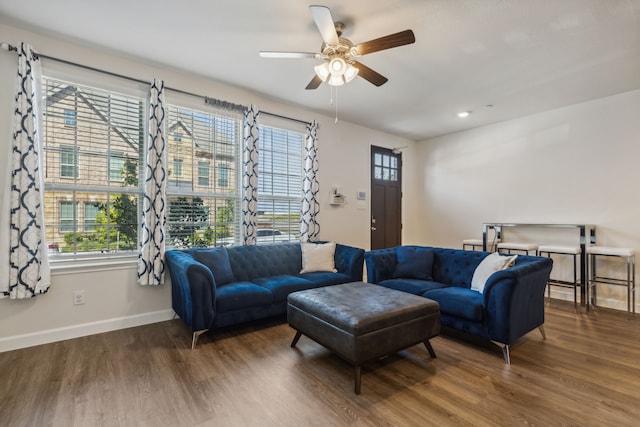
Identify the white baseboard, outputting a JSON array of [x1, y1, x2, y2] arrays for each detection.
[[0, 309, 175, 353]]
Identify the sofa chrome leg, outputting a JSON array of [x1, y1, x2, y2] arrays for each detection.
[[491, 340, 511, 365], [490, 341, 511, 364], [191, 329, 208, 350], [501, 345, 511, 365], [538, 325, 546, 340]]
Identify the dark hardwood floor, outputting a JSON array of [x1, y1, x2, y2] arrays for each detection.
[[1, 302, 639, 427]]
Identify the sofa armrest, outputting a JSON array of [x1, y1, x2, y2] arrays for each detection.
[[166, 250, 218, 332], [482, 257, 553, 344], [335, 243, 365, 281], [364, 247, 398, 283]]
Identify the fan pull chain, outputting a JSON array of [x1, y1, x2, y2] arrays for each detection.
[[334, 87, 339, 124], [328, 86, 339, 124]]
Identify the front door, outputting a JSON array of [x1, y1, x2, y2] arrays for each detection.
[[370, 146, 402, 249]]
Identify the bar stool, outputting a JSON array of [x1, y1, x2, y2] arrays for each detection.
[[537, 245, 581, 311], [586, 246, 636, 315], [497, 242, 539, 256], [462, 238, 500, 252], [462, 239, 483, 251]]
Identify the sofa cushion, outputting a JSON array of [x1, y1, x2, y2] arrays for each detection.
[[471, 253, 517, 293], [423, 287, 484, 322], [227, 243, 302, 282], [300, 242, 337, 273], [216, 281, 273, 312], [379, 279, 447, 295], [190, 248, 234, 285], [431, 249, 487, 288], [299, 271, 353, 287], [253, 275, 315, 302], [393, 246, 434, 280]]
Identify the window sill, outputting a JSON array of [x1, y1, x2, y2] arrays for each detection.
[[50, 255, 138, 275]]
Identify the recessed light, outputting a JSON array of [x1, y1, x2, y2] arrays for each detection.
[[457, 111, 471, 118]]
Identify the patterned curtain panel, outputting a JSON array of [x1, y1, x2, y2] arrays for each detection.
[[137, 79, 167, 286], [300, 120, 320, 242], [242, 105, 259, 245], [0, 43, 51, 299]]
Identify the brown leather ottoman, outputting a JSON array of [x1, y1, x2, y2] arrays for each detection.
[[287, 281, 440, 394]]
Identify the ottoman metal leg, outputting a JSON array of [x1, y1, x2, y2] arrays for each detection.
[[291, 331, 302, 347]]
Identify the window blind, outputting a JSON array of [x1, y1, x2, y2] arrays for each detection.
[[165, 104, 242, 248], [257, 125, 304, 243], [42, 77, 145, 258]]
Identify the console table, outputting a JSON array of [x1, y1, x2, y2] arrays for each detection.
[[482, 223, 596, 311]]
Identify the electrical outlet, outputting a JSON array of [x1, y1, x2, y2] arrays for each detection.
[[73, 290, 85, 305]]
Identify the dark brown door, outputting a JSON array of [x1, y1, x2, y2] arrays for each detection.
[[370, 146, 402, 249]]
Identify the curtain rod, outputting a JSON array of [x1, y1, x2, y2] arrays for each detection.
[[260, 111, 312, 127], [1, 42, 311, 125]]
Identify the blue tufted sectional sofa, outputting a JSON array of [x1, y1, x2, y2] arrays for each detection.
[[365, 246, 553, 363], [166, 242, 365, 348]]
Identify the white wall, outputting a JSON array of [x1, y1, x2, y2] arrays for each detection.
[[0, 21, 415, 351], [416, 89, 640, 310]]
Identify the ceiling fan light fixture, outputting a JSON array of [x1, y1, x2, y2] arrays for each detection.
[[315, 58, 358, 86], [328, 74, 345, 86], [344, 63, 359, 83], [329, 57, 347, 75], [314, 62, 330, 82]]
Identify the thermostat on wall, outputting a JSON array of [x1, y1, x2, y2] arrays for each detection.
[[357, 191, 366, 200]]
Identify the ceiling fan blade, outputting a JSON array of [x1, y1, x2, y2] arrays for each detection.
[[305, 75, 323, 90], [310, 5, 339, 46], [351, 61, 388, 87], [259, 51, 320, 59], [355, 30, 416, 56]]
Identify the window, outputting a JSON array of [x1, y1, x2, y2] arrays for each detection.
[[197, 161, 210, 187], [41, 74, 307, 259], [218, 162, 229, 188], [109, 151, 124, 182], [43, 76, 145, 258], [59, 201, 77, 232], [173, 159, 183, 177], [257, 125, 304, 243], [59, 145, 78, 178], [374, 153, 399, 181], [165, 104, 241, 248], [64, 109, 76, 126], [84, 202, 100, 232]]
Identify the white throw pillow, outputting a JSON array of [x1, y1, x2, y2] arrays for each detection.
[[300, 242, 338, 273], [471, 253, 518, 293]]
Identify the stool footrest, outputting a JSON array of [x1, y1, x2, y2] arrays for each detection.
[[497, 243, 538, 251], [538, 245, 581, 255], [587, 246, 635, 257]]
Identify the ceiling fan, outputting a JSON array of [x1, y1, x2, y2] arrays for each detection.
[[259, 5, 416, 90]]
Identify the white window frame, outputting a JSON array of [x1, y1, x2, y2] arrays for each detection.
[[42, 72, 147, 265]]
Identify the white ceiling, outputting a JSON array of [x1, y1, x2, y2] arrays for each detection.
[[1, 0, 639, 140]]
